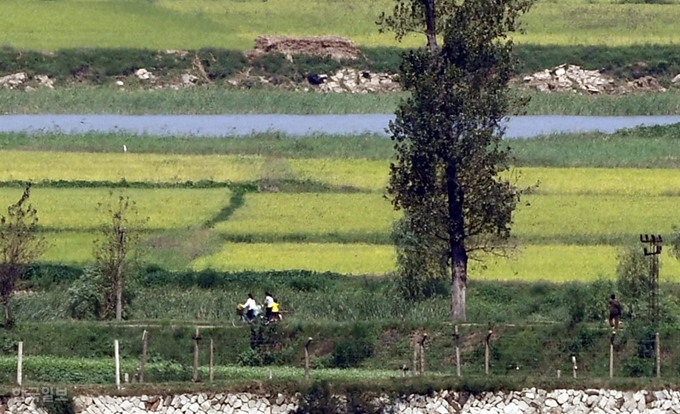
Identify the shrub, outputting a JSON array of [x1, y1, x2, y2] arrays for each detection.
[[67, 267, 135, 320], [195, 48, 248, 79], [331, 324, 375, 368], [67, 268, 104, 320]]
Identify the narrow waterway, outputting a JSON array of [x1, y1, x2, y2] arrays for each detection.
[[1, 114, 679, 138]]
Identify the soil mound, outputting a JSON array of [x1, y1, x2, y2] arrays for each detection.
[[247, 35, 362, 60]]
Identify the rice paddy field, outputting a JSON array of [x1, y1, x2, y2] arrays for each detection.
[[4, 126, 680, 283], [2, 0, 680, 50]]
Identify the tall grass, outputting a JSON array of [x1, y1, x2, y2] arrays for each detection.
[[519, 90, 680, 116], [1, 88, 679, 115], [0, 88, 406, 115]]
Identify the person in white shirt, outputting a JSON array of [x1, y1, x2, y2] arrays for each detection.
[[264, 292, 274, 321], [244, 293, 257, 321]]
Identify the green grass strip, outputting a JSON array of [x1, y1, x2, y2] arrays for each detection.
[[1, 88, 679, 115]]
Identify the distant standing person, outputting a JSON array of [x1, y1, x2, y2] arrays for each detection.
[[609, 294, 622, 330], [244, 293, 258, 321], [264, 292, 274, 321]]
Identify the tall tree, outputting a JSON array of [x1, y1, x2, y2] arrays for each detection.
[[94, 194, 146, 320], [386, 0, 532, 320], [377, 0, 458, 53], [0, 185, 48, 327]]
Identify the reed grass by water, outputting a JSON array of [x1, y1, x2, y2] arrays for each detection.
[[1, 88, 679, 115]]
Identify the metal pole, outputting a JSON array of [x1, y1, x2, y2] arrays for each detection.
[[114, 340, 120, 390], [485, 330, 492, 375], [656, 332, 661, 378], [140, 330, 148, 383], [572, 356, 577, 379], [193, 327, 200, 382], [209, 338, 214, 382], [455, 325, 461, 377], [419, 334, 427, 375], [17, 341, 23, 386], [609, 332, 616, 378], [304, 337, 312, 381]]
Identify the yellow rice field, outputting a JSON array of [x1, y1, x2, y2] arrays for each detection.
[[191, 243, 680, 282], [3, 147, 680, 280], [214, 193, 399, 236], [8, 151, 680, 196], [0, 188, 230, 230], [192, 242, 396, 275]]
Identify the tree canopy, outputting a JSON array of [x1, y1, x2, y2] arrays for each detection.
[[386, 0, 532, 320]]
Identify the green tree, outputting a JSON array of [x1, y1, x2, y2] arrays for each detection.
[[392, 215, 449, 301], [616, 245, 654, 321], [0, 185, 48, 327], [93, 194, 146, 320], [385, 0, 531, 320]]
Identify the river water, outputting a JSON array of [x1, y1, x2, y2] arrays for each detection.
[[1, 114, 680, 138]]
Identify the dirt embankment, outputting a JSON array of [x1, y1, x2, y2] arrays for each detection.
[[2, 36, 680, 94]]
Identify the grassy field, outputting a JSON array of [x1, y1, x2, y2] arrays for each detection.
[[2, 0, 680, 50], [2, 127, 680, 280], [1, 89, 679, 116]]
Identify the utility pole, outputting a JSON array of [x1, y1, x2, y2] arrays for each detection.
[[640, 234, 662, 325]]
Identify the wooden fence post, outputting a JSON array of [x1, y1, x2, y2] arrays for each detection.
[[655, 332, 661, 378], [454, 326, 461, 377], [304, 337, 312, 381], [140, 330, 148, 383], [419, 334, 427, 375], [209, 338, 214, 382], [193, 327, 201, 383], [413, 334, 418, 376], [485, 330, 492, 375], [17, 341, 23, 386], [114, 340, 120, 390], [609, 331, 616, 378]]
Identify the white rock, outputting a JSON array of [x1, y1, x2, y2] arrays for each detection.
[[0, 72, 27, 89], [135, 68, 153, 80], [672, 74, 680, 84], [544, 398, 558, 407], [557, 393, 569, 405]]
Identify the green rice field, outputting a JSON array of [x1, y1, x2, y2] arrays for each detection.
[[3, 126, 680, 282], [2, 0, 680, 50]]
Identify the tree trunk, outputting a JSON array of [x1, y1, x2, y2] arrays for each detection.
[[446, 161, 468, 321], [115, 228, 125, 321], [451, 247, 467, 321], [422, 0, 438, 54], [115, 265, 123, 320], [2, 299, 9, 326]]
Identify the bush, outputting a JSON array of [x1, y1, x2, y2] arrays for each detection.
[[331, 324, 375, 368], [67, 267, 135, 320], [195, 48, 248, 79], [67, 268, 104, 320]]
